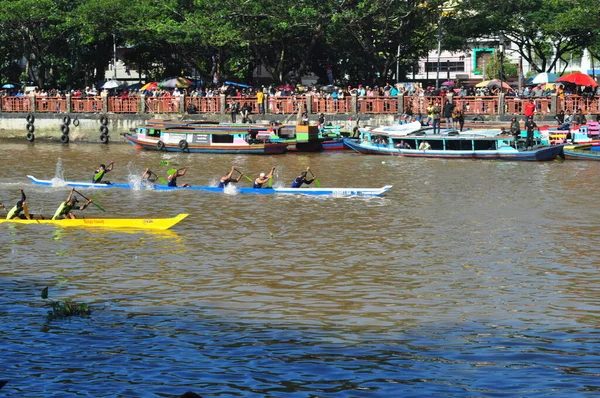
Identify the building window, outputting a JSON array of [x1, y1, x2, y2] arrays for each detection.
[[424, 62, 465, 73]]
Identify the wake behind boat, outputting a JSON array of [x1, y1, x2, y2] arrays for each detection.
[[27, 176, 392, 197], [0, 214, 188, 230]]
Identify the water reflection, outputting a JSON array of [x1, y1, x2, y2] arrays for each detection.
[[1, 143, 599, 395]]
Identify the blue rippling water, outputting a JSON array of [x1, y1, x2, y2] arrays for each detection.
[[2, 302, 599, 397]]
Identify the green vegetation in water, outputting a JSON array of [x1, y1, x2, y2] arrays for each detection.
[[41, 286, 91, 320]]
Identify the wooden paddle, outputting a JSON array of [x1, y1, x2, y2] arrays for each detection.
[[73, 189, 106, 213], [150, 171, 167, 185], [308, 169, 321, 188], [231, 168, 252, 184]]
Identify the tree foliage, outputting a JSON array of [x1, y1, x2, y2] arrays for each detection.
[[0, 0, 597, 88]]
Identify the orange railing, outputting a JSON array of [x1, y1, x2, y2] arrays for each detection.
[[0, 97, 31, 112], [453, 96, 498, 115], [311, 97, 352, 114], [108, 97, 140, 113], [185, 97, 222, 113], [268, 96, 303, 114], [403, 96, 445, 115], [226, 97, 259, 114], [357, 96, 399, 114], [35, 97, 67, 113], [72, 96, 103, 113], [145, 97, 181, 113], [1, 94, 598, 117], [558, 95, 600, 115]]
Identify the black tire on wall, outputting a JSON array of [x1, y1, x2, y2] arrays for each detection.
[[157, 141, 165, 150], [100, 125, 109, 135], [61, 124, 70, 135], [26, 132, 35, 142], [26, 123, 35, 133], [100, 115, 108, 126], [178, 140, 189, 151], [26, 114, 35, 124], [60, 134, 69, 144], [100, 133, 109, 144], [62, 115, 71, 126]]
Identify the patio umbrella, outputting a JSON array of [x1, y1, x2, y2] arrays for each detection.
[[158, 77, 194, 89], [1, 83, 16, 89], [101, 80, 120, 89], [441, 81, 455, 87], [475, 79, 510, 89], [140, 82, 158, 91], [531, 72, 559, 84], [126, 82, 144, 90], [556, 72, 598, 88]]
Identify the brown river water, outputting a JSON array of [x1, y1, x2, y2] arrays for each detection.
[[1, 140, 599, 397]]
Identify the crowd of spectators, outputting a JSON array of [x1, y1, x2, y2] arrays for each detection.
[[1, 80, 599, 100]]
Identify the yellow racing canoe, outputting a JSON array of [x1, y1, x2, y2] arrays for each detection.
[[0, 214, 188, 230]]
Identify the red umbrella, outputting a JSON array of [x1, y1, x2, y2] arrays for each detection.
[[556, 72, 598, 88]]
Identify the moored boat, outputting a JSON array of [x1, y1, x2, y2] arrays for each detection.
[[0, 214, 188, 230], [125, 119, 337, 153], [562, 144, 600, 160], [28, 176, 392, 197], [344, 129, 564, 161], [124, 122, 288, 154]]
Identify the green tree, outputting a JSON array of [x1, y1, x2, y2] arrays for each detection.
[[465, 0, 598, 73]]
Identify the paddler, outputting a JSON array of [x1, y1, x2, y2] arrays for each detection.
[[141, 168, 158, 183], [52, 188, 92, 220], [1, 189, 37, 220], [290, 167, 316, 188], [253, 166, 275, 188], [167, 166, 190, 187], [219, 167, 244, 188], [93, 161, 114, 184]]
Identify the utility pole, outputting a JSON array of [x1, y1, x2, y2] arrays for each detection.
[[113, 34, 117, 80], [499, 33, 505, 91], [435, 14, 442, 90], [396, 44, 400, 83]]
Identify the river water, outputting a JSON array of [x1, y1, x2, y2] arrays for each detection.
[[1, 141, 599, 397]]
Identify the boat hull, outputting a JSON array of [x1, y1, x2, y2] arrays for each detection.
[[28, 176, 392, 197], [563, 144, 600, 160], [0, 214, 188, 230], [124, 134, 288, 154], [343, 138, 563, 161]]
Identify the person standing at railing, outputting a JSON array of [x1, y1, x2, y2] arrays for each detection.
[[524, 98, 536, 121], [443, 100, 455, 130], [432, 101, 442, 134], [256, 88, 264, 115], [425, 101, 434, 126]]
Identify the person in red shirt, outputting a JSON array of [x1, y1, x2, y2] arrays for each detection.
[[524, 98, 536, 121]]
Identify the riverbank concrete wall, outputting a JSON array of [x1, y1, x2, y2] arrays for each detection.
[[0, 112, 558, 143]]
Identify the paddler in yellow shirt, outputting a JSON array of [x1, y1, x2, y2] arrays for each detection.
[[92, 161, 114, 184], [52, 188, 92, 220], [1, 189, 37, 219]]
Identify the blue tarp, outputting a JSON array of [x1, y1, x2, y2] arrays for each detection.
[[225, 81, 253, 88]]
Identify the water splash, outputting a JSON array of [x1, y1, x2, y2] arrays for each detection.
[[223, 184, 239, 195], [50, 158, 66, 187]]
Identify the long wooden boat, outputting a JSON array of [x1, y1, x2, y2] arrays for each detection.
[[562, 144, 600, 160], [344, 129, 564, 161], [124, 120, 334, 153], [0, 214, 188, 230], [124, 125, 288, 154], [28, 176, 391, 197]]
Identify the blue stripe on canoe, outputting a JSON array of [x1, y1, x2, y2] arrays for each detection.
[[27, 176, 391, 196]]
